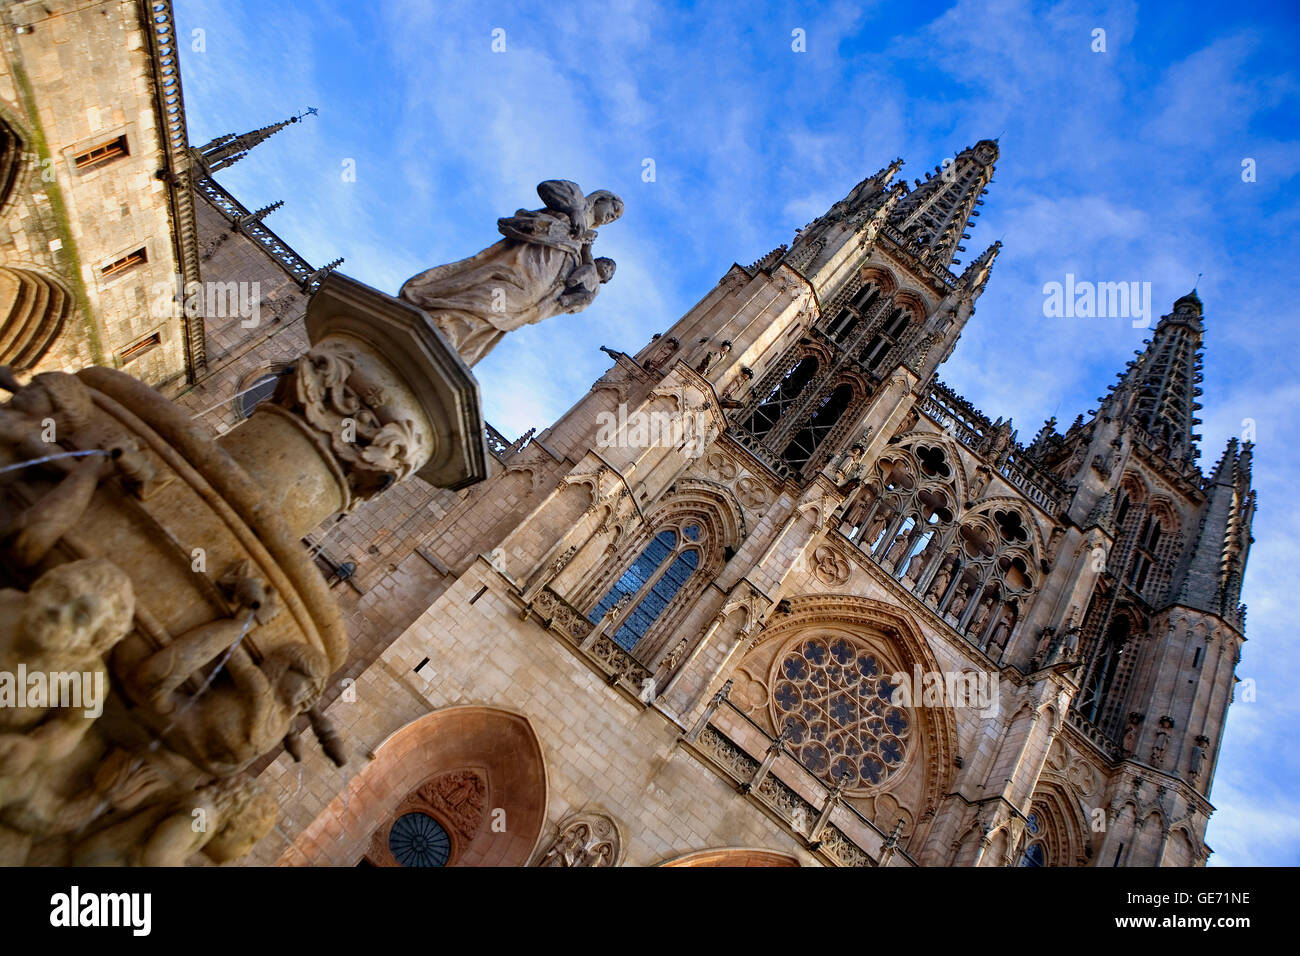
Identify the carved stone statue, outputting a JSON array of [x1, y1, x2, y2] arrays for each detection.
[[1150, 716, 1174, 768], [0, 561, 136, 857], [1123, 713, 1143, 755], [695, 340, 731, 375], [1031, 626, 1055, 668], [926, 558, 954, 603], [70, 775, 277, 867], [884, 530, 911, 567], [968, 594, 995, 637], [400, 180, 623, 366], [538, 813, 620, 867], [1189, 735, 1209, 780], [646, 335, 679, 372], [862, 505, 894, 548], [947, 583, 972, 620], [0, 561, 134, 796], [986, 614, 1012, 655], [125, 629, 331, 777], [902, 537, 935, 586]]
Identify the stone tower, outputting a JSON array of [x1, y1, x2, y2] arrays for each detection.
[[245, 139, 1251, 868]]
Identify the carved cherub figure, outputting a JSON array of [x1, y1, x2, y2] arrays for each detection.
[[70, 775, 278, 867], [128, 628, 330, 777], [0, 560, 134, 778]]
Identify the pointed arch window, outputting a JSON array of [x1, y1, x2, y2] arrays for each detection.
[[1079, 617, 1130, 724], [859, 308, 910, 372], [1115, 493, 1131, 530], [1129, 516, 1161, 593], [828, 283, 881, 343], [1017, 810, 1047, 866], [587, 522, 704, 654], [1019, 842, 1046, 867], [745, 356, 819, 438], [782, 383, 853, 472]]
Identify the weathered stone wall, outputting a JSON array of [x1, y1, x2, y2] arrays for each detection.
[[0, 0, 188, 390]]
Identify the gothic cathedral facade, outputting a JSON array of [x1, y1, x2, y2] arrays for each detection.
[[250, 139, 1253, 868]]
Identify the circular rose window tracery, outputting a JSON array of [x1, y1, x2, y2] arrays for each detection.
[[770, 634, 911, 792]]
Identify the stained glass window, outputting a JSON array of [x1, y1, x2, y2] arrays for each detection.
[[1019, 842, 1046, 867], [771, 635, 911, 791], [588, 522, 705, 655], [614, 549, 698, 651], [589, 530, 676, 623], [389, 812, 451, 867]]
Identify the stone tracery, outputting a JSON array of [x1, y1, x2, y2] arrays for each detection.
[[768, 633, 912, 792]]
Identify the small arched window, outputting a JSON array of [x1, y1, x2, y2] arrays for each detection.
[[588, 522, 704, 654], [1129, 516, 1161, 593], [859, 309, 910, 371], [745, 356, 819, 438], [781, 383, 853, 471], [1080, 617, 1130, 724]]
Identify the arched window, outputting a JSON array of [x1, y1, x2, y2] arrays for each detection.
[[588, 522, 704, 654], [1079, 617, 1130, 724], [1019, 842, 1046, 867], [859, 308, 910, 372], [781, 383, 853, 471], [1115, 493, 1131, 531], [1129, 516, 1161, 593], [828, 283, 881, 343], [745, 356, 819, 438], [1018, 811, 1048, 866]]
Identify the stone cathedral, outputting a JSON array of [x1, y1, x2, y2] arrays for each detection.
[[0, 0, 1253, 868]]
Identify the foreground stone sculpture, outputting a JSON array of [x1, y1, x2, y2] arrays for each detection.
[[400, 179, 623, 366], [0, 273, 487, 865]]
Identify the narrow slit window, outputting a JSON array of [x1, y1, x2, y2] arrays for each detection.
[[118, 331, 160, 364], [74, 134, 129, 170], [101, 247, 148, 278]]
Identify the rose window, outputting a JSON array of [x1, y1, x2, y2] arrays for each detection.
[[770, 635, 911, 791], [388, 812, 451, 867]]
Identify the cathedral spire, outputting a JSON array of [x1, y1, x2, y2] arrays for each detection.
[[791, 157, 903, 245], [957, 240, 1001, 297], [888, 139, 997, 269], [192, 107, 318, 175], [1102, 290, 1205, 465], [1175, 435, 1255, 624]]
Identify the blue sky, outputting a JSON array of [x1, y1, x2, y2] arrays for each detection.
[[173, 0, 1300, 865]]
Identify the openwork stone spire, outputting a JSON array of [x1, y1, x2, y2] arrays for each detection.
[[192, 107, 317, 174], [1175, 436, 1255, 625], [1106, 291, 1205, 465], [888, 139, 997, 269]]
